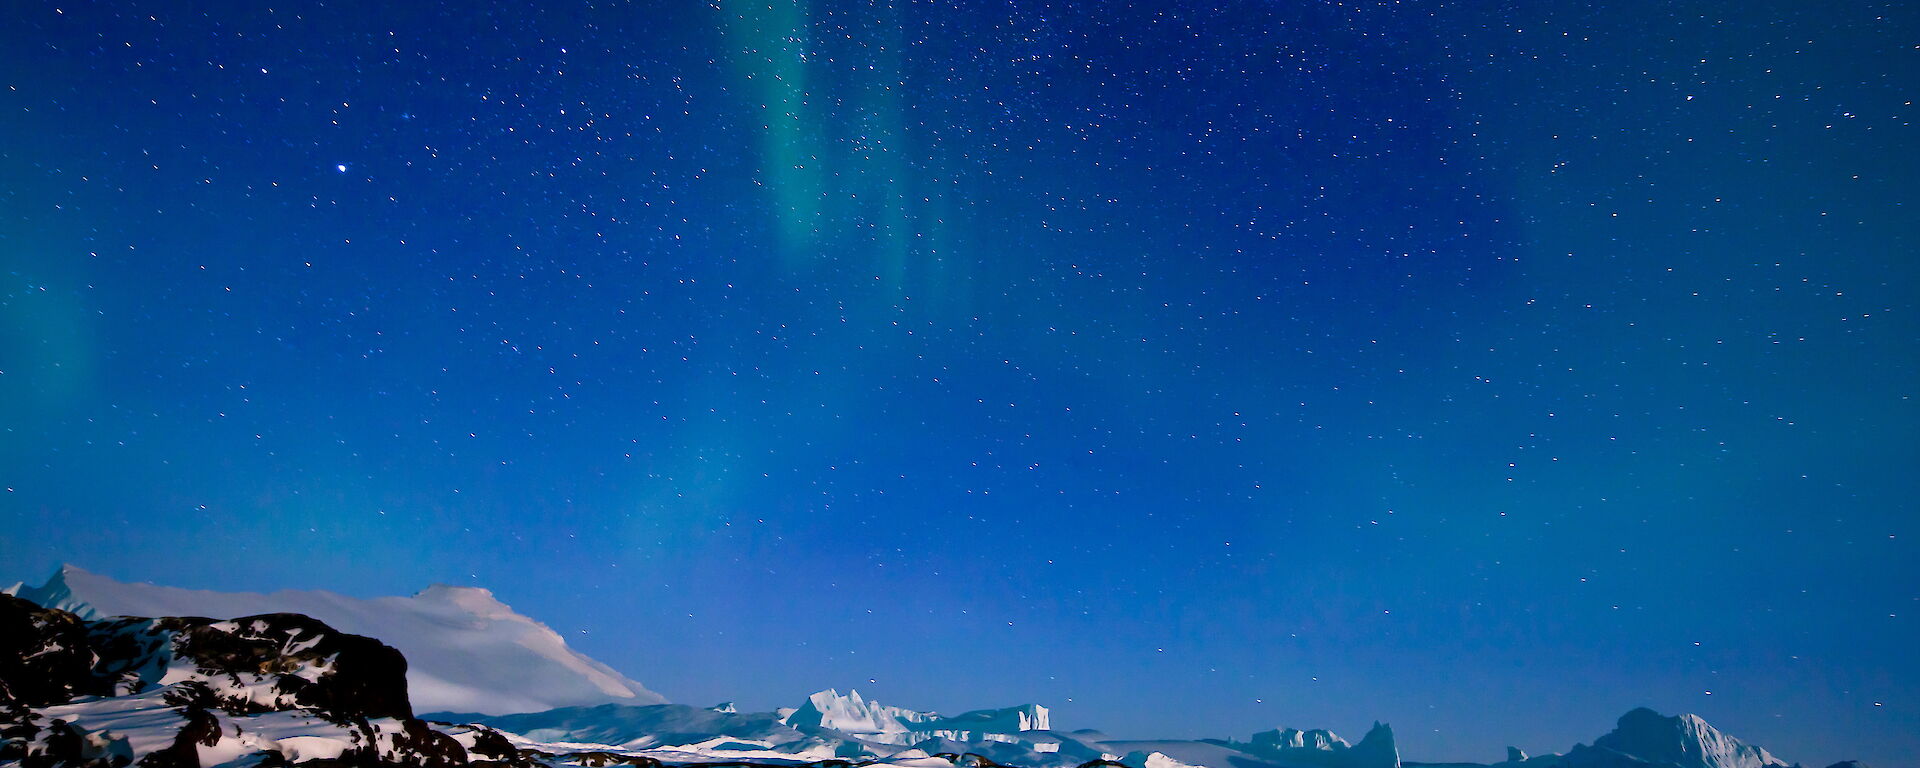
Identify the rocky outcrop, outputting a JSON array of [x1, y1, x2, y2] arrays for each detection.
[[0, 595, 109, 707], [5, 565, 663, 716], [0, 595, 490, 768], [155, 612, 412, 720]]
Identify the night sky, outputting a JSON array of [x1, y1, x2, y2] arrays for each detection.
[[2, 0, 1916, 764]]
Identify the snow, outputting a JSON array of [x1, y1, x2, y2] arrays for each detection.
[[41, 689, 191, 761], [1589, 708, 1788, 768], [31, 689, 430, 768], [6, 564, 664, 715], [1122, 750, 1205, 768], [1253, 728, 1349, 751], [1107, 741, 1294, 768], [14, 566, 1817, 768], [780, 690, 1051, 747], [883, 757, 960, 768], [432, 686, 1403, 768], [444, 695, 1098, 768], [429, 702, 808, 751], [783, 689, 939, 744]]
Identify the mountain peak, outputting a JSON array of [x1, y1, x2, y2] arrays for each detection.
[[414, 584, 516, 618], [5, 565, 665, 715], [3, 563, 97, 618], [1590, 707, 1788, 768], [1350, 721, 1399, 768], [785, 688, 936, 741]]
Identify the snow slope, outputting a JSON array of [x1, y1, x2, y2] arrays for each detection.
[[4, 564, 665, 715], [1553, 708, 1791, 768], [781, 689, 939, 744], [427, 703, 811, 751], [440, 691, 1075, 765], [440, 690, 1395, 768]]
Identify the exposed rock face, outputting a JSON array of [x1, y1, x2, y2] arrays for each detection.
[[154, 612, 413, 720], [0, 594, 505, 768], [5, 565, 663, 716], [0, 594, 107, 707]]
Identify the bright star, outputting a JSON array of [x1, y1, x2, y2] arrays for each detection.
[[335, 164, 348, 173]]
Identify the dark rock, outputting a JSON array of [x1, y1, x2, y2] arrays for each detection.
[[0, 595, 108, 707], [0, 596, 463, 768], [958, 753, 1019, 768], [562, 751, 663, 768], [465, 728, 519, 762], [136, 705, 221, 768], [389, 719, 468, 768], [157, 614, 412, 721]]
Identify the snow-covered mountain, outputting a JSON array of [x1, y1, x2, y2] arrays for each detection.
[[1589, 708, 1787, 768], [781, 689, 943, 745], [4, 564, 664, 715], [1535, 707, 1791, 768], [2, 565, 1866, 768], [431, 688, 1401, 768]]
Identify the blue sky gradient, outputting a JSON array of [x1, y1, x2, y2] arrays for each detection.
[[3, 1, 1915, 764]]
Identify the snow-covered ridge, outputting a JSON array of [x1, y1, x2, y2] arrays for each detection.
[[4, 565, 1860, 768], [4, 564, 664, 715], [438, 689, 1397, 768], [0, 592, 475, 768], [1554, 707, 1792, 768], [783, 688, 940, 743], [779, 689, 1049, 746]]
